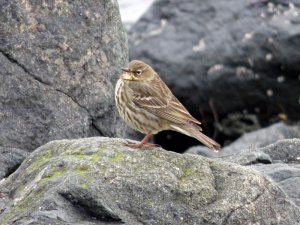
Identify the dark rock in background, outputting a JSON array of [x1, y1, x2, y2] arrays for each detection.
[[129, 0, 300, 150], [1, 137, 300, 225], [186, 122, 300, 156], [0, 147, 28, 179], [222, 122, 300, 155], [0, 0, 128, 151]]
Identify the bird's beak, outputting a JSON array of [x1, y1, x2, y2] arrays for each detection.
[[121, 68, 136, 81]]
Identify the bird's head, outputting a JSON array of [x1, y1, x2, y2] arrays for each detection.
[[121, 60, 154, 82]]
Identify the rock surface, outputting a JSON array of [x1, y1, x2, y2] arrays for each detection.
[[1, 137, 300, 225], [186, 122, 300, 156], [129, 0, 300, 147], [253, 163, 300, 208], [186, 122, 300, 209], [250, 139, 300, 208], [0, 147, 28, 179], [222, 122, 300, 155], [0, 0, 127, 151]]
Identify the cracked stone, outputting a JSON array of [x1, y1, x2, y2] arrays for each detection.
[[0, 0, 128, 151]]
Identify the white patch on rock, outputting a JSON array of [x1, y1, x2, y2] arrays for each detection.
[[236, 66, 253, 76], [207, 64, 224, 75], [267, 2, 275, 13], [247, 58, 254, 67], [242, 32, 253, 42], [192, 39, 206, 52], [266, 89, 274, 97], [134, 19, 168, 45], [268, 37, 274, 43], [266, 53, 273, 61], [147, 19, 168, 37], [277, 76, 285, 83]]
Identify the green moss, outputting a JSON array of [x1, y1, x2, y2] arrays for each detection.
[[0, 185, 46, 224], [112, 151, 122, 162], [80, 176, 93, 190], [74, 165, 88, 176], [61, 151, 100, 164], [27, 149, 53, 173], [67, 153, 87, 160], [91, 153, 100, 163], [41, 167, 65, 182], [178, 167, 193, 188], [81, 182, 88, 189], [97, 145, 106, 151], [52, 170, 63, 178], [183, 168, 192, 177]]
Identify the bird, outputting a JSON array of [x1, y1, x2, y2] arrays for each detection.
[[115, 60, 220, 151]]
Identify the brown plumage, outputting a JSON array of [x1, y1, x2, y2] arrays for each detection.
[[115, 60, 220, 151]]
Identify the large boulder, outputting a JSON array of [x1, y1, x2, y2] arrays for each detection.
[[0, 147, 28, 179], [253, 163, 300, 208], [188, 138, 300, 208], [129, 0, 300, 148], [0, 137, 299, 225], [251, 139, 300, 207], [0, 0, 127, 151]]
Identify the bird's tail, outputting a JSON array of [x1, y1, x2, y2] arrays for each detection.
[[170, 124, 221, 151]]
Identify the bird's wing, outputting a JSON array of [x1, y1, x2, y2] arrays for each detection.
[[128, 75, 201, 125]]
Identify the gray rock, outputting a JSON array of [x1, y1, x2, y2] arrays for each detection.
[[186, 148, 272, 166], [0, 147, 28, 179], [0, 137, 299, 225], [0, 0, 127, 151], [186, 129, 300, 210], [185, 146, 216, 158], [252, 163, 300, 207], [250, 139, 300, 208], [129, 0, 300, 141], [186, 122, 300, 156], [217, 150, 272, 166], [257, 138, 300, 163], [222, 122, 300, 154]]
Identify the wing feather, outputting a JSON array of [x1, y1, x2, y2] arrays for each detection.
[[128, 74, 201, 125]]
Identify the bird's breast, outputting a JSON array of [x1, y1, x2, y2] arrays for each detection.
[[114, 79, 168, 134]]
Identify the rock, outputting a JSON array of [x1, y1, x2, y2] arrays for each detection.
[[0, 0, 127, 151], [186, 132, 300, 209], [222, 123, 300, 155], [1, 137, 300, 225], [217, 151, 272, 166], [257, 138, 300, 163], [185, 145, 216, 158], [252, 163, 300, 207], [0, 147, 28, 179], [129, 0, 300, 146], [186, 122, 300, 156], [186, 148, 272, 166], [249, 139, 300, 207]]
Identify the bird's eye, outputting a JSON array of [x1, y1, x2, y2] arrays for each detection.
[[136, 70, 142, 76]]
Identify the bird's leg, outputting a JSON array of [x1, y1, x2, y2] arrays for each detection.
[[126, 134, 160, 148]]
